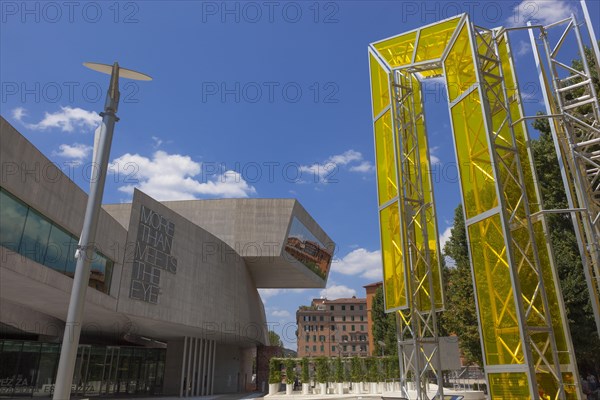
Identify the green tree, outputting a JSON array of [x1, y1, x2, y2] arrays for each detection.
[[285, 358, 296, 385], [334, 357, 344, 383], [269, 358, 281, 384], [315, 357, 329, 383], [372, 285, 398, 356], [269, 330, 282, 347], [301, 357, 310, 382], [350, 357, 363, 382], [439, 205, 483, 366]]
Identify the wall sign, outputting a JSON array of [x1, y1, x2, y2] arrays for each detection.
[[130, 205, 178, 303]]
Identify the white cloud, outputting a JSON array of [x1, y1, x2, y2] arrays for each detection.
[[151, 136, 163, 149], [53, 143, 93, 160], [349, 161, 375, 173], [258, 288, 308, 304], [516, 40, 531, 57], [430, 146, 441, 165], [331, 248, 382, 280], [299, 150, 375, 182], [109, 150, 256, 201], [12, 107, 26, 121], [271, 309, 291, 318], [509, 0, 576, 27], [329, 150, 363, 165], [16, 106, 101, 133], [439, 226, 452, 252], [320, 284, 356, 300]]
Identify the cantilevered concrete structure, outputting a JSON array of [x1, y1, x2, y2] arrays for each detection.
[[0, 116, 333, 397]]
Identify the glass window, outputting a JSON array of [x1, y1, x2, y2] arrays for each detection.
[[352, 325, 355, 331], [43, 225, 74, 273], [342, 325, 346, 331], [320, 345, 324, 352], [341, 305, 345, 311], [350, 305, 354, 311], [332, 346, 336, 352], [319, 316, 324, 321], [330, 305, 334, 311], [19, 208, 52, 264], [0, 189, 28, 251], [359, 305, 364, 310], [0, 188, 113, 295], [313, 345, 316, 352]]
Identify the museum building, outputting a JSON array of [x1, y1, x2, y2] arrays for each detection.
[[0, 117, 334, 397]]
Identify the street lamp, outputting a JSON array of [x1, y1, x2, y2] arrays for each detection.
[[52, 62, 151, 400], [377, 340, 386, 357]]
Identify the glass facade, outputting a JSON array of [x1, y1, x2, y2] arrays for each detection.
[[0, 187, 114, 294], [284, 217, 332, 280], [0, 340, 165, 397]]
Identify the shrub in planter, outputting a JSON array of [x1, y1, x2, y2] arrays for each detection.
[[315, 357, 329, 394], [365, 357, 379, 393], [269, 358, 281, 395], [301, 357, 310, 394], [285, 358, 296, 394], [334, 357, 344, 394], [350, 357, 363, 393]]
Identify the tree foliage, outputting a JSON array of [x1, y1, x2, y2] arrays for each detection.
[[269, 330, 282, 347], [371, 285, 398, 356]]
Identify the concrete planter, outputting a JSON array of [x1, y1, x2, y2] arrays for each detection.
[[302, 383, 310, 395], [269, 383, 280, 395], [286, 383, 293, 395], [369, 382, 378, 393], [319, 382, 327, 394], [336, 382, 344, 394], [353, 382, 362, 394]]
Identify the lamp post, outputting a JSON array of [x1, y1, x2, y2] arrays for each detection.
[[52, 62, 151, 400], [377, 340, 386, 357]]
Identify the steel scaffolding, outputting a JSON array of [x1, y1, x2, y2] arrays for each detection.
[[368, 9, 594, 398]]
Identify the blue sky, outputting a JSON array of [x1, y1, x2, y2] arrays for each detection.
[[2, 0, 599, 349]]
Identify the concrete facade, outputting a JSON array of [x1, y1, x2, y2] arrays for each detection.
[[0, 117, 333, 396]]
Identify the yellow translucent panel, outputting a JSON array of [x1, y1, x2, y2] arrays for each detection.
[[380, 203, 408, 311], [469, 214, 524, 365], [374, 110, 398, 205], [450, 89, 498, 219], [498, 36, 540, 212], [513, 226, 547, 327], [374, 32, 417, 69], [488, 373, 531, 398], [444, 23, 475, 102], [413, 75, 444, 310], [415, 17, 461, 63], [370, 52, 391, 118]]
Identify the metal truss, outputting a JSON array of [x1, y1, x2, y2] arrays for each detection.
[[528, 12, 600, 338], [369, 10, 588, 398], [392, 70, 443, 400]]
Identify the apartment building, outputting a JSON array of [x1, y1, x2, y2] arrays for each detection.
[[296, 297, 369, 357]]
